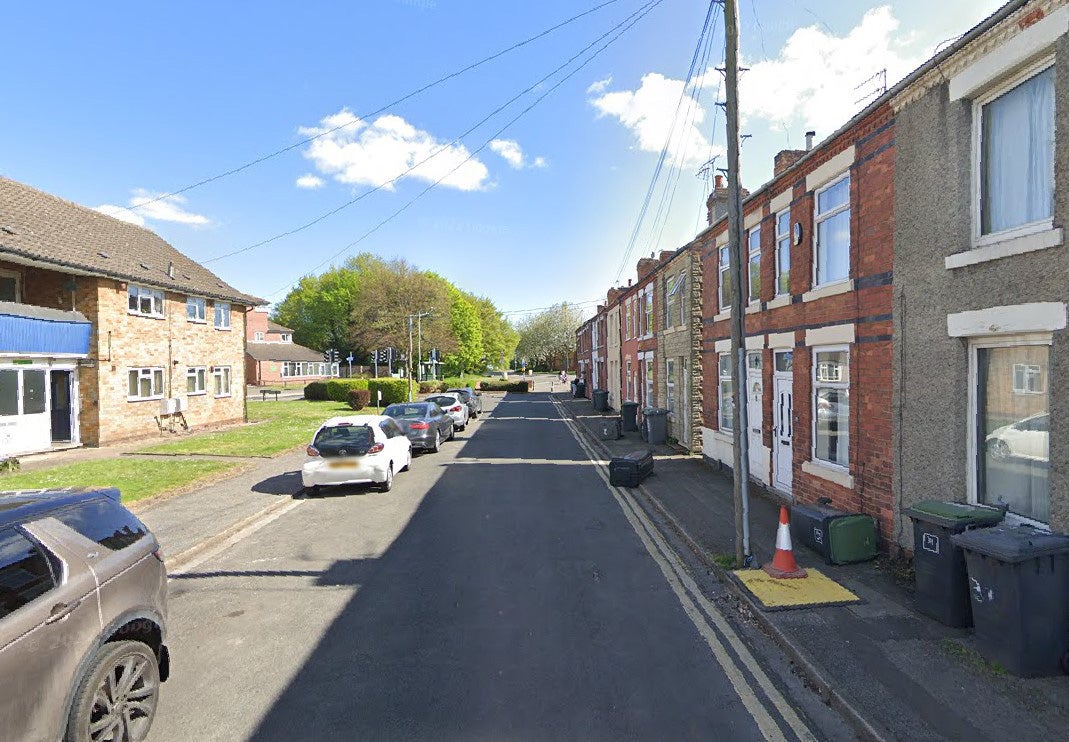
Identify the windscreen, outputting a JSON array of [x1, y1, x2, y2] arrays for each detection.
[[426, 396, 457, 407], [385, 404, 428, 419], [314, 425, 373, 457]]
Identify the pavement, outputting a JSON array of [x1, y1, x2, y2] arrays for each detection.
[[558, 393, 1069, 742], [145, 389, 852, 741]]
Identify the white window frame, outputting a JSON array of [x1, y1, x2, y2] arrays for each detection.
[[718, 352, 733, 432], [254, 332, 264, 341], [280, 333, 291, 342], [128, 285, 165, 319], [812, 173, 851, 290], [644, 355, 654, 406], [186, 366, 206, 396], [214, 301, 231, 330], [213, 366, 232, 398], [643, 290, 653, 338], [674, 272, 686, 327], [1012, 362, 1044, 394], [775, 209, 790, 297], [966, 333, 1052, 528], [747, 225, 761, 304], [971, 56, 1056, 248], [0, 268, 22, 303], [665, 358, 676, 416], [718, 245, 731, 310], [186, 296, 207, 323], [127, 367, 164, 402], [811, 344, 850, 471], [664, 274, 676, 330]]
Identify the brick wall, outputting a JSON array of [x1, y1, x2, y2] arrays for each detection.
[[88, 279, 248, 445], [699, 103, 897, 547]]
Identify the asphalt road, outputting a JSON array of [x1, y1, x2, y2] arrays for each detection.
[[149, 393, 825, 741]]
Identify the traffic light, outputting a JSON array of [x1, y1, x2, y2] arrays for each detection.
[[323, 349, 332, 364]]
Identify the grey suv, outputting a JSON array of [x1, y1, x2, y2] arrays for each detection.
[[0, 487, 169, 741]]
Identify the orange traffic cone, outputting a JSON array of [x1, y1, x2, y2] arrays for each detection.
[[763, 506, 807, 579]]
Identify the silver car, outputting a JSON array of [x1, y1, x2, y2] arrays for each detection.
[[0, 487, 169, 741], [447, 387, 483, 418], [425, 393, 470, 431]]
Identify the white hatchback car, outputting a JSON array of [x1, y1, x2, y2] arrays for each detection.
[[425, 393, 470, 431], [302, 415, 412, 494]]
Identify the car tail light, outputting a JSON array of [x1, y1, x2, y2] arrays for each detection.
[[410, 421, 429, 430], [306, 445, 320, 457], [450, 405, 463, 412], [152, 547, 165, 563], [368, 442, 384, 454]]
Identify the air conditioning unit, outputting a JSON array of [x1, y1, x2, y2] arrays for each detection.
[[159, 398, 178, 415], [174, 397, 187, 413]]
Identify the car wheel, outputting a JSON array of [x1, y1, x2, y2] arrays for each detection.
[[378, 464, 394, 492], [448, 425, 455, 441], [988, 439, 1010, 459], [430, 430, 441, 453], [304, 485, 320, 497], [65, 640, 160, 742], [401, 451, 411, 472]]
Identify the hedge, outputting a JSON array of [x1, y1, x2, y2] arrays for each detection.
[[479, 380, 529, 393], [347, 389, 371, 410], [304, 381, 329, 401], [368, 378, 409, 406], [325, 378, 369, 402]]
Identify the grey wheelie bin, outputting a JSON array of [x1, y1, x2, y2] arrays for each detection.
[[903, 501, 1005, 627], [952, 524, 1069, 676], [641, 407, 668, 445], [621, 402, 639, 432], [592, 389, 609, 412]]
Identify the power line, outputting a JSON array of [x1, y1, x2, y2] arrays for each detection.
[[612, 0, 718, 284], [119, 0, 630, 214], [501, 298, 602, 316], [266, 0, 666, 300], [205, 0, 661, 265]]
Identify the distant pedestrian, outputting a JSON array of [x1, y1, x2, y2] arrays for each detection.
[[558, 370, 567, 384]]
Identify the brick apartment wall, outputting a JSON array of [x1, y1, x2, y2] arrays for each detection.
[[88, 279, 248, 446], [699, 102, 897, 546]]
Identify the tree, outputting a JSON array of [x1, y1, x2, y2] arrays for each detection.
[[475, 296, 519, 370], [516, 303, 585, 370], [444, 289, 483, 376], [272, 266, 360, 352]]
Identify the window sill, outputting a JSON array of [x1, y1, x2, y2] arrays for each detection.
[[801, 459, 854, 489], [187, 391, 206, 397], [947, 227, 1062, 269], [214, 394, 233, 399], [711, 428, 733, 444], [802, 280, 853, 303], [128, 312, 165, 320], [713, 309, 731, 322], [214, 326, 232, 331], [767, 295, 791, 310], [127, 396, 164, 403], [745, 302, 761, 314], [188, 319, 207, 324]]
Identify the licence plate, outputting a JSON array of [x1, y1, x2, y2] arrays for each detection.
[[329, 461, 359, 469]]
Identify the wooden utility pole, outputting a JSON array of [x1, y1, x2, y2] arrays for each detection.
[[724, 0, 752, 566]]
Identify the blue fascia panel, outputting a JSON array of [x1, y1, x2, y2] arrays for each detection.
[[0, 314, 91, 356]]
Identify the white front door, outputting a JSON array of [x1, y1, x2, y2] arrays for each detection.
[[773, 351, 794, 493], [746, 352, 764, 480]]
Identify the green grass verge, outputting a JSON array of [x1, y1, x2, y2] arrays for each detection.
[[136, 400, 352, 457], [939, 638, 1007, 675], [0, 458, 243, 504]]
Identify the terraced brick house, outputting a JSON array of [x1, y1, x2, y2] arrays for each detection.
[[0, 177, 262, 457]]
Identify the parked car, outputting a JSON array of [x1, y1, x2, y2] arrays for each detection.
[[986, 412, 1050, 462], [447, 387, 483, 418], [425, 393, 470, 431], [384, 402, 454, 453], [302, 416, 412, 494], [0, 487, 169, 742]]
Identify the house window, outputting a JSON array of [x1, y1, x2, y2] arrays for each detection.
[[626, 359, 633, 400], [675, 273, 686, 326], [254, 332, 264, 341], [0, 269, 21, 303], [644, 291, 653, 336], [775, 210, 790, 296], [718, 353, 733, 431], [186, 367, 206, 395], [747, 225, 761, 302], [186, 297, 206, 323], [644, 356, 654, 406], [665, 359, 676, 415], [128, 367, 164, 401], [280, 333, 291, 342], [128, 285, 164, 318], [977, 62, 1054, 239], [214, 302, 231, 330], [813, 347, 849, 468], [974, 341, 1049, 524], [664, 275, 678, 330], [718, 246, 732, 309], [213, 366, 232, 397], [814, 174, 850, 287]]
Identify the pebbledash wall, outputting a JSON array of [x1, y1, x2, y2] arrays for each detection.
[[700, 100, 896, 544], [84, 279, 247, 445], [893, 0, 1069, 539]]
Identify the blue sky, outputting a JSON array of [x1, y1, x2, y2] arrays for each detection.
[[2, 0, 1002, 320]]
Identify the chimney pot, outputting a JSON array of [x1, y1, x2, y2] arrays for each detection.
[[805, 130, 816, 150], [714, 174, 725, 189]]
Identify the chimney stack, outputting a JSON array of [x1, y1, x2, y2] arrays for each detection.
[[805, 130, 816, 150], [636, 257, 659, 280], [773, 149, 807, 177], [707, 175, 749, 226]]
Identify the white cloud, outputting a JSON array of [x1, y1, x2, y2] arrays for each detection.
[[94, 189, 210, 228], [532, 156, 548, 169], [586, 76, 613, 95], [295, 173, 325, 189], [490, 139, 525, 169], [299, 109, 489, 192], [589, 72, 722, 168], [733, 6, 921, 135]]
